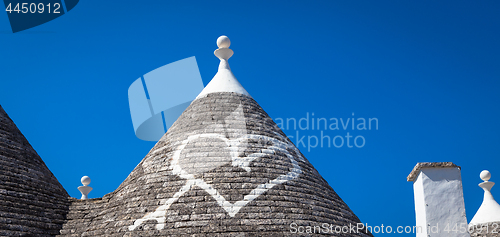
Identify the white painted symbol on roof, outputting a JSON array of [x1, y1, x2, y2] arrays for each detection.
[[128, 105, 304, 231]]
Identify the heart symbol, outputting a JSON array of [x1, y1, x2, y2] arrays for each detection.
[[128, 132, 304, 231], [4, 0, 79, 33], [128, 104, 305, 231]]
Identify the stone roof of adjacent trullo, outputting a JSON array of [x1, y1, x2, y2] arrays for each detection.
[[0, 105, 69, 236]]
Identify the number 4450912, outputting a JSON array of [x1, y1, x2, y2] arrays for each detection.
[[5, 3, 61, 14]]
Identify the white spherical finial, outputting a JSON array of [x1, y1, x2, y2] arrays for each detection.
[[78, 176, 93, 200], [217, 35, 231, 48], [480, 170, 491, 182], [81, 176, 91, 186]]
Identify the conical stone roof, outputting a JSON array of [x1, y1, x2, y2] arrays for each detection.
[[0, 105, 69, 236], [58, 36, 372, 236]]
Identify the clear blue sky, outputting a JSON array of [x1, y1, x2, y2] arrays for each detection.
[[1, 1, 499, 235]]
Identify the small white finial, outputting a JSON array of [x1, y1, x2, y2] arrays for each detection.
[[214, 35, 233, 61], [217, 35, 231, 48], [480, 170, 491, 182], [81, 176, 91, 186], [78, 176, 93, 200], [195, 35, 250, 99]]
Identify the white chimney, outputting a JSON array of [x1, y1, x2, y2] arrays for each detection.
[[407, 162, 470, 237]]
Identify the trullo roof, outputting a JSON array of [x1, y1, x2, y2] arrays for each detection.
[[0, 105, 69, 236], [0, 36, 372, 237]]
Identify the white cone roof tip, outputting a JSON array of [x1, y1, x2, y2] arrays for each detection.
[[470, 170, 500, 226], [196, 36, 251, 99]]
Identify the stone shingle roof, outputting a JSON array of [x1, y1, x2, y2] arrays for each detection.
[[1, 36, 372, 236], [58, 92, 372, 236], [0, 105, 69, 236]]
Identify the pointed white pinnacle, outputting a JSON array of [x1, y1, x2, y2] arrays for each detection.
[[470, 170, 500, 226], [196, 35, 250, 99]]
